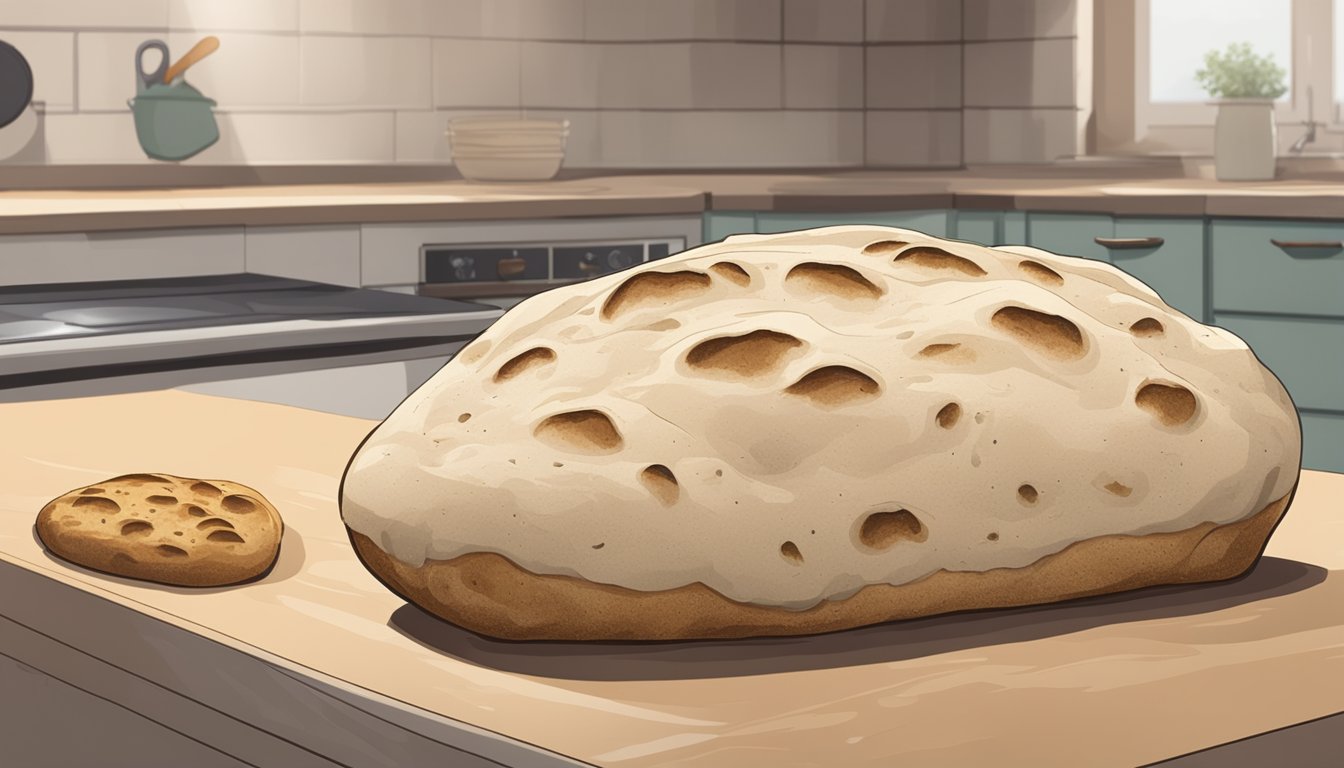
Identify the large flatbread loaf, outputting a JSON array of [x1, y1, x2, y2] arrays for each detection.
[[340, 226, 1301, 641]]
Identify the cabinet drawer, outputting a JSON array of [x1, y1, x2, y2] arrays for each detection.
[[1301, 411, 1344, 474], [1214, 313, 1344, 412], [1026, 213, 1112, 262], [753, 211, 950, 237], [1211, 219, 1344, 317], [1109, 218, 1206, 322]]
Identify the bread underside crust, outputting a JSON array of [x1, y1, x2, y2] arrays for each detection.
[[349, 489, 1292, 641]]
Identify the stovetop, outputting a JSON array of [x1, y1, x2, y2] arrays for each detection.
[[0, 274, 490, 345]]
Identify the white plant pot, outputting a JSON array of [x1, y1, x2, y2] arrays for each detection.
[[1214, 99, 1277, 181]]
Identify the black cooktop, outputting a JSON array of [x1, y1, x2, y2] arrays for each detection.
[[0, 274, 491, 345]]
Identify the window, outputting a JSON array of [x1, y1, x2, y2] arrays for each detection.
[[1132, 0, 1333, 147]]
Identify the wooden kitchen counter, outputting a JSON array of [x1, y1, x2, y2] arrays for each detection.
[[1, 390, 1341, 767], [10, 169, 1344, 234]]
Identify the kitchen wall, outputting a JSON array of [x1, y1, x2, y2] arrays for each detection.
[[0, 0, 1088, 169]]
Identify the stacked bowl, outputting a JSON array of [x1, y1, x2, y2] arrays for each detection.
[[446, 116, 570, 181]]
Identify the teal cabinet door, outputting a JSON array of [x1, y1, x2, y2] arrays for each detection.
[[953, 211, 1002, 246], [1211, 219, 1344, 318], [1107, 218, 1206, 322], [702, 212, 757, 244], [753, 211, 951, 237], [1301, 411, 1344, 473], [1026, 213, 1113, 262]]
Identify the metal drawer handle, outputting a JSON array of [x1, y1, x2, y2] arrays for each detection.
[[1270, 239, 1343, 249], [1094, 236, 1165, 249]]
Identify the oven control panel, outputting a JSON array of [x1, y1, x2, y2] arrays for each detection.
[[420, 238, 684, 296]]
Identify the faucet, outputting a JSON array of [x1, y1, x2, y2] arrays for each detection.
[[1290, 86, 1321, 154]]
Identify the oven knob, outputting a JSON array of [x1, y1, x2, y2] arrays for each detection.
[[450, 256, 476, 281], [578, 252, 601, 275], [607, 249, 633, 269], [497, 258, 527, 280]]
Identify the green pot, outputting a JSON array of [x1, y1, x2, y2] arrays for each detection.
[[129, 40, 219, 162]]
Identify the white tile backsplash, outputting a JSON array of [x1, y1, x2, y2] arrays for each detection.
[[215, 111, 397, 163], [0, 0, 170, 29], [433, 39, 521, 107], [516, 0, 586, 40], [865, 110, 961, 166], [597, 110, 862, 167], [783, 0, 863, 42], [426, 0, 523, 39], [298, 0, 430, 36], [964, 39, 1074, 108], [583, 0, 782, 41], [866, 44, 962, 110], [2, 32, 76, 111], [962, 0, 1077, 40], [168, 0, 299, 32], [520, 42, 600, 108], [784, 45, 863, 109], [963, 107, 1078, 163], [301, 36, 431, 109], [866, 0, 962, 43], [40, 112, 145, 162]]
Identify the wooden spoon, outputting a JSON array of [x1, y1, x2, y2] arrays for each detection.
[[162, 36, 219, 84]]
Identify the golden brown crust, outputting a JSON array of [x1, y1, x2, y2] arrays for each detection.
[[350, 490, 1292, 641], [36, 473, 283, 587]]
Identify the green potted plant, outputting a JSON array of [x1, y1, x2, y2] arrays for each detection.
[[1195, 42, 1288, 180]]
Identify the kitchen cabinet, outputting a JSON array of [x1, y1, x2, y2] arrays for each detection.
[[1027, 213, 1206, 322], [951, 210, 1027, 246], [702, 210, 952, 244], [1209, 217, 1344, 474], [1210, 219, 1344, 318]]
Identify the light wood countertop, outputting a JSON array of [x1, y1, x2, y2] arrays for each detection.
[[1, 390, 1341, 766], [6, 171, 1344, 234]]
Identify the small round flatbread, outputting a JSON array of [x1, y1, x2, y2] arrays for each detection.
[[36, 472, 283, 587]]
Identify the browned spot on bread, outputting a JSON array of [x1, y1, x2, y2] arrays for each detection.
[[894, 247, 988, 277], [120, 520, 153, 536], [146, 495, 177, 506], [1018, 485, 1039, 504], [602, 270, 711, 320], [987, 532, 1000, 541], [918, 343, 977, 363], [82, 487, 105, 494], [785, 366, 880, 406], [220, 495, 259, 514], [786, 262, 883, 301], [197, 518, 235, 530], [861, 240, 909, 254], [780, 541, 804, 565], [1019, 260, 1064, 285], [72, 496, 120, 514], [190, 482, 221, 497], [642, 319, 681, 331], [495, 347, 556, 382], [936, 403, 962, 428], [1136, 383, 1198, 427], [456, 340, 491, 364], [207, 530, 246, 544], [709, 261, 751, 286], [1105, 481, 1134, 497], [991, 306, 1086, 360], [186, 505, 208, 517], [640, 465, 679, 506], [110, 474, 170, 484], [686, 330, 803, 377], [858, 510, 927, 550], [157, 544, 189, 557], [1131, 317, 1165, 337], [535, 410, 624, 454]]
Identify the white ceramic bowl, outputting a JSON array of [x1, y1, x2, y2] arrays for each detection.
[[446, 117, 570, 180], [452, 154, 564, 182]]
